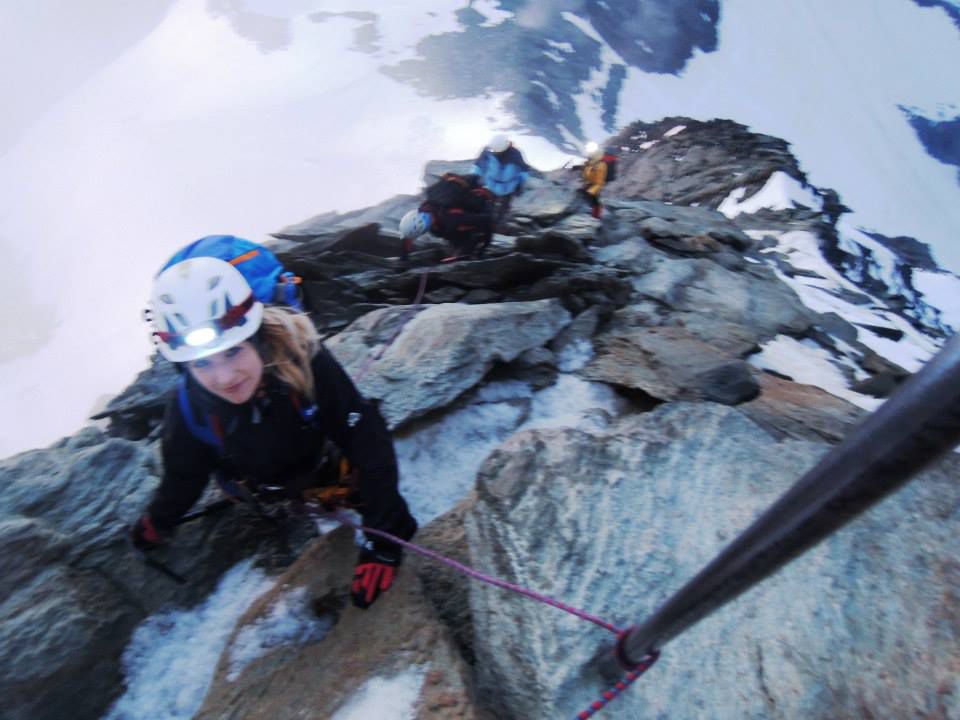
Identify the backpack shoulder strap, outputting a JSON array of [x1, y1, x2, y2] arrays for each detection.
[[289, 390, 320, 426], [177, 380, 224, 450]]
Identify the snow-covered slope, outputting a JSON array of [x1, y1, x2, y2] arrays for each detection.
[[1, 0, 958, 458]]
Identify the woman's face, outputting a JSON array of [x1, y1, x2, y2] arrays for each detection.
[[187, 341, 264, 404]]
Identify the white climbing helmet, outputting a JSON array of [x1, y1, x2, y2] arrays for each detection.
[[399, 209, 431, 240], [489, 134, 510, 153], [149, 256, 264, 363]]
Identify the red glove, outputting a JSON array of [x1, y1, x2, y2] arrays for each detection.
[[351, 544, 402, 609], [130, 514, 170, 552]]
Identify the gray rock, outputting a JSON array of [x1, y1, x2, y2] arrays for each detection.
[[694, 360, 760, 404], [515, 231, 592, 262], [465, 402, 959, 719], [0, 434, 299, 720], [740, 373, 865, 443], [584, 325, 758, 405], [629, 254, 814, 339], [512, 181, 580, 225], [273, 193, 417, 242], [549, 306, 602, 359], [325, 300, 571, 428], [91, 358, 179, 441]]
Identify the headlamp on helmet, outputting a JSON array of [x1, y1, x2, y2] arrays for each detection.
[[148, 257, 263, 362]]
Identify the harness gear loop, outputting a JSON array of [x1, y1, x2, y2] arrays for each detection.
[[302, 456, 360, 510]]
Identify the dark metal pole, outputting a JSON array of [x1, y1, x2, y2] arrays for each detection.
[[606, 332, 960, 670]]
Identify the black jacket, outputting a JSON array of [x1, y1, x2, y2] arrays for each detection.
[[148, 347, 416, 545]]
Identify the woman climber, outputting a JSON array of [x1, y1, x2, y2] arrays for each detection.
[[130, 246, 417, 609]]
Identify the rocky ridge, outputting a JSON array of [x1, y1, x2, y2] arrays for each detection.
[[1, 117, 957, 719]]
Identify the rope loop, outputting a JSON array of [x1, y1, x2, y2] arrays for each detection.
[[613, 626, 657, 671], [574, 650, 659, 720]]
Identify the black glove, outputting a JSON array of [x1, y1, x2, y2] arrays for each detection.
[[351, 542, 402, 609], [130, 514, 170, 552]]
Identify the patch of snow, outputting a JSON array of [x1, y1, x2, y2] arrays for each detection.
[[556, 338, 595, 372], [560, 10, 630, 148], [394, 382, 530, 523], [767, 263, 938, 372], [471, 0, 513, 27], [639, 140, 658, 150], [546, 39, 574, 53], [749, 336, 884, 411], [532, 79, 561, 111], [913, 268, 960, 332], [560, 11, 604, 44], [331, 666, 427, 720], [663, 124, 687, 137], [751, 230, 941, 371], [395, 372, 631, 523], [226, 586, 333, 682], [103, 559, 274, 720], [565, 17, 627, 144], [520, 374, 632, 433], [718, 171, 822, 219], [837, 220, 907, 295]]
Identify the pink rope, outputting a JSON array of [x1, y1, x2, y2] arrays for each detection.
[[574, 650, 659, 720], [332, 510, 620, 633], [327, 269, 662, 716], [328, 511, 661, 719]]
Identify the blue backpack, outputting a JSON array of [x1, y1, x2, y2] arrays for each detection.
[[160, 234, 302, 309], [163, 235, 315, 452]]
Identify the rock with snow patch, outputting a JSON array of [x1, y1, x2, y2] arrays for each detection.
[[0, 431, 294, 720], [626, 254, 815, 339], [196, 525, 483, 720], [608, 118, 807, 210]]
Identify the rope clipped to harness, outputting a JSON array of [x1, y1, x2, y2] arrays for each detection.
[[329, 511, 660, 718]]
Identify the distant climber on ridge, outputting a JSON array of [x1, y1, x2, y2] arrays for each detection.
[[576, 142, 609, 220], [471, 134, 529, 233], [130, 237, 418, 610], [399, 172, 495, 262]]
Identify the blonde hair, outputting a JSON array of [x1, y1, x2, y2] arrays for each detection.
[[257, 305, 320, 400]]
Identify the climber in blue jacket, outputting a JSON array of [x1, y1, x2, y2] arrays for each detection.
[[471, 134, 530, 234]]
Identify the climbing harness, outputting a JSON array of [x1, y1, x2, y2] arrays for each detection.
[[328, 510, 658, 719]]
